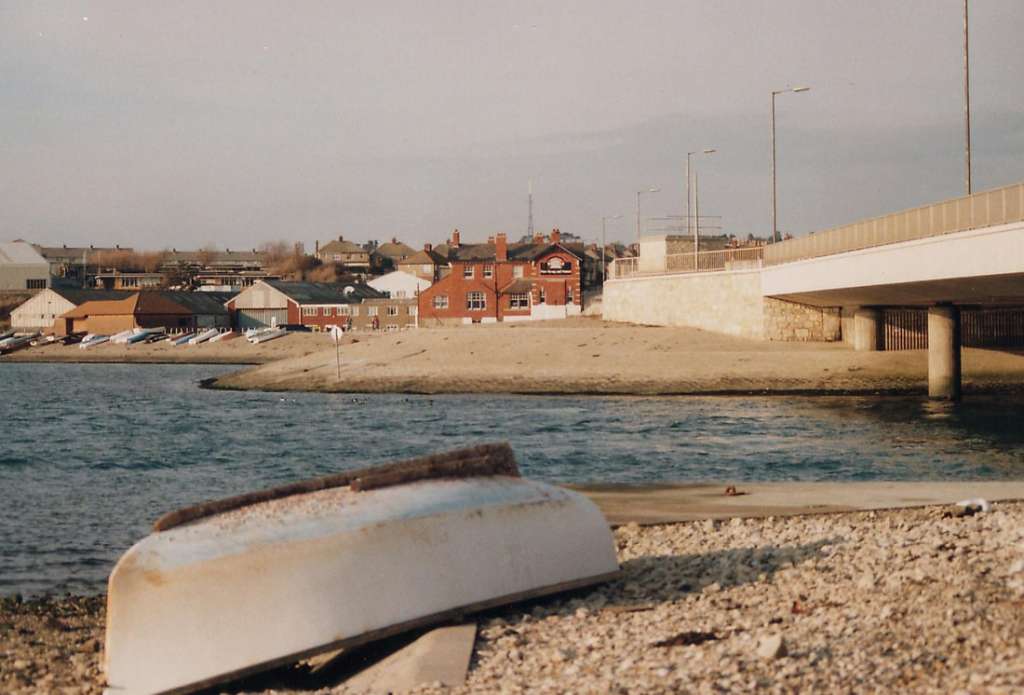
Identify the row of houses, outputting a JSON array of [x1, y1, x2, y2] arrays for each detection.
[[8, 281, 418, 335]]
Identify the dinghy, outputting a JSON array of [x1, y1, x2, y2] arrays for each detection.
[[171, 332, 195, 346], [207, 330, 234, 343], [104, 443, 618, 695], [251, 327, 287, 344], [188, 328, 219, 345]]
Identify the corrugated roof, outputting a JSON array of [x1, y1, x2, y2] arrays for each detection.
[[263, 280, 386, 304], [50, 288, 134, 304], [160, 291, 231, 315], [0, 241, 49, 266]]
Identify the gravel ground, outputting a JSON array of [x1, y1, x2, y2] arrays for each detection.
[[3, 503, 1023, 694]]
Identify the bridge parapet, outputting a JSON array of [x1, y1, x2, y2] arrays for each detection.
[[611, 246, 764, 279], [765, 181, 1024, 266]]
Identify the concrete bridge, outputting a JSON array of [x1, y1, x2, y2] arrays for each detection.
[[606, 181, 1024, 399]]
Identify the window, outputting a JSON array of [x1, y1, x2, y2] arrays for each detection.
[[483, 264, 493, 278], [367, 306, 378, 317], [336, 305, 351, 316], [26, 279, 47, 289], [463, 265, 474, 279], [351, 306, 360, 317], [322, 307, 333, 317], [302, 306, 317, 317], [395, 290, 407, 298], [539, 287, 546, 303], [433, 295, 449, 309], [332, 254, 341, 262], [567, 287, 573, 302], [387, 306, 399, 316], [409, 306, 417, 316], [509, 293, 529, 309], [513, 265, 524, 278], [466, 291, 486, 311]]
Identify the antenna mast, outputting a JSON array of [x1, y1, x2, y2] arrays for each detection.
[[527, 179, 534, 238]]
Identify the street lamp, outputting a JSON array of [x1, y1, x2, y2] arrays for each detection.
[[771, 86, 810, 243], [963, 0, 972, 194], [601, 214, 623, 283], [635, 187, 660, 241], [686, 148, 716, 260]]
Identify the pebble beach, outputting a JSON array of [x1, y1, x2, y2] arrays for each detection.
[[4, 501, 1022, 694]]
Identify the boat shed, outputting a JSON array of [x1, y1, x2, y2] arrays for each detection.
[[0, 242, 51, 292], [161, 291, 233, 330], [9, 288, 132, 331], [226, 280, 386, 330], [58, 293, 194, 335]]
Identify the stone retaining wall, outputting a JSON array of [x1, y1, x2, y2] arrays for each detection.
[[763, 298, 841, 342]]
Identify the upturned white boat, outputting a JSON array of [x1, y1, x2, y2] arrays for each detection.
[[207, 330, 234, 343], [104, 444, 618, 695], [171, 332, 195, 346], [110, 329, 136, 344], [251, 327, 287, 344], [187, 328, 220, 345], [79, 334, 109, 349]]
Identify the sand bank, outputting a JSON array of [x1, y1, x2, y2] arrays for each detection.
[[206, 318, 1024, 395]]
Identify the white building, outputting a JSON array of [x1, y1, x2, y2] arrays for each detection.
[[367, 270, 431, 299], [0, 242, 50, 292], [9, 289, 131, 331]]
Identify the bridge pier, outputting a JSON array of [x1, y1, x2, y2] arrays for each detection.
[[928, 305, 962, 400], [853, 308, 881, 351]]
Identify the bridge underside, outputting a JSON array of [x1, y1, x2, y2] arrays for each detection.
[[767, 271, 1024, 308]]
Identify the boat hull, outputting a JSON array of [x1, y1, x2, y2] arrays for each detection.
[[105, 477, 618, 695]]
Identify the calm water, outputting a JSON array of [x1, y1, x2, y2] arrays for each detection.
[[2, 362, 1024, 596]]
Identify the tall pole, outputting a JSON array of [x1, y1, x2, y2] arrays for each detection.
[[635, 190, 641, 241], [685, 153, 692, 239], [601, 217, 607, 283], [528, 178, 535, 238], [770, 91, 778, 243], [694, 172, 700, 269], [963, 0, 972, 195]]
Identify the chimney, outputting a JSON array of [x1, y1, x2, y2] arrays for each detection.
[[424, 242, 433, 253], [550, 228, 561, 243], [487, 235, 494, 244], [451, 229, 461, 248], [339, 235, 344, 242], [495, 233, 508, 262], [533, 233, 544, 243], [392, 236, 398, 244]]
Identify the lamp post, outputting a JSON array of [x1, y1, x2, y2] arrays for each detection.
[[601, 214, 622, 283], [635, 187, 660, 241], [963, 0, 972, 194], [686, 148, 716, 264], [771, 86, 810, 243]]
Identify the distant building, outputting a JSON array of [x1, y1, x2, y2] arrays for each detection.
[[94, 271, 165, 291], [417, 229, 585, 325], [58, 294, 195, 335], [397, 244, 449, 282], [10, 288, 131, 331], [367, 270, 432, 299], [0, 242, 51, 293], [370, 239, 417, 273], [316, 237, 371, 270], [35, 244, 132, 283], [226, 279, 397, 332]]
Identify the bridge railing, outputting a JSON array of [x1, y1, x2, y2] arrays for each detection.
[[611, 246, 764, 279], [764, 181, 1024, 266]]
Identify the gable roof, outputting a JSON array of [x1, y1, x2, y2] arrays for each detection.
[[0, 241, 49, 266], [49, 288, 134, 305], [319, 239, 366, 256], [450, 241, 584, 263], [63, 294, 193, 319], [400, 248, 448, 266], [374, 241, 417, 259], [160, 291, 232, 315]]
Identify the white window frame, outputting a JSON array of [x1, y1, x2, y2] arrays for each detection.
[[483, 264, 493, 278], [367, 306, 379, 317], [513, 265, 524, 278], [509, 293, 529, 309], [466, 291, 486, 311], [322, 307, 333, 317], [302, 306, 317, 317], [433, 295, 449, 309], [387, 305, 399, 316], [463, 265, 474, 279]]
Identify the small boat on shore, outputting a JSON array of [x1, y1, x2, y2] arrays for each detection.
[[78, 334, 109, 349], [126, 329, 158, 345], [251, 327, 287, 344], [208, 330, 234, 343], [188, 328, 220, 345], [104, 443, 619, 695], [172, 332, 195, 346], [0, 333, 39, 354], [110, 329, 137, 345]]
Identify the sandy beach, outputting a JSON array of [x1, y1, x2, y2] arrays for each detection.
[[5, 499, 1022, 694], [199, 319, 1024, 396]]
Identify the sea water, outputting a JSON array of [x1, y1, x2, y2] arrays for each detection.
[[1, 362, 1023, 595]]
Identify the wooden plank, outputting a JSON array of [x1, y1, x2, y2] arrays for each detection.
[[341, 623, 478, 693]]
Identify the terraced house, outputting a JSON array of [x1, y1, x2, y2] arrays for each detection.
[[417, 229, 585, 325]]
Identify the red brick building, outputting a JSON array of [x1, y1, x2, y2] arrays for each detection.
[[417, 230, 584, 325]]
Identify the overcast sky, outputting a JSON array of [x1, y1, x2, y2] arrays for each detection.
[[2, 1, 1022, 251]]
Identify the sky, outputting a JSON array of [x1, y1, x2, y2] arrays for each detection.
[[1, 1, 1022, 251]]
